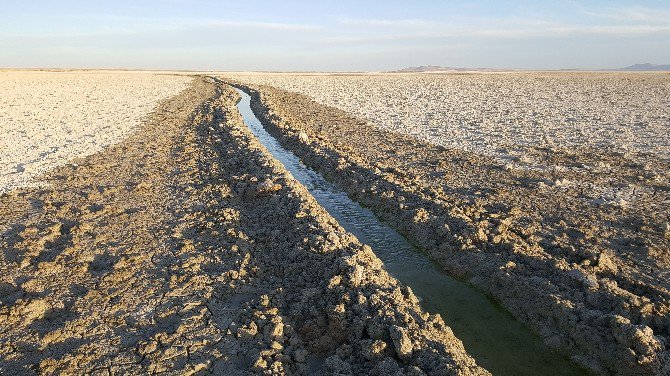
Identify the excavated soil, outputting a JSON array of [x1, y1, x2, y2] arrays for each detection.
[[0, 77, 487, 375], [228, 81, 670, 376]]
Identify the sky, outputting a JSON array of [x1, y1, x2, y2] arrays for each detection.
[[1, 0, 669, 71]]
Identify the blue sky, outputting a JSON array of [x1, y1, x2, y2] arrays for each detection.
[[1, 0, 669, 71]]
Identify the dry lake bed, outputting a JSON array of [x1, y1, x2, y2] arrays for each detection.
[[1, 70, 668, 375]]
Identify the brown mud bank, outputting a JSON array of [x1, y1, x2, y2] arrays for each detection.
[[0, 77, 486, 375], [228, 81, 670, 375]]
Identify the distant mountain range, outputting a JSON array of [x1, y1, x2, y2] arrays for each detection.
[[390, 65, 501, 73], [390, 64, 670, 73], [614, 63, 670, 71]]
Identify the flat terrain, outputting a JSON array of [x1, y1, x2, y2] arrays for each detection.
[[229, 72, 670, 164], [227, 74, 670, 375], [0, 72, 192, 193]]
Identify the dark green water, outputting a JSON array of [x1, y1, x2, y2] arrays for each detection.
[[234, 88, 589, 376]]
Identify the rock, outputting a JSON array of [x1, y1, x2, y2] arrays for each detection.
[[238, 322, 258, 339], [269, 361, 284, 374], [349, 265, 364, 287], [403, 286, 420, 305], [298, 131, 309, 143], [596, 251, 618, 273], [255, 179, 282, 196], [362, 339, 388, 361], [267, 321, 284, 341], [567, 268, 599, 289], [328, 275, 342, 288], [554, 178, 572, 187], [389, 325, 413, 361], [475, 227, 488, 242], [413, 208, 430, 223], [22, 299, 50, 324], [138, 340, 159, 355], [252, 356, 268, 372]]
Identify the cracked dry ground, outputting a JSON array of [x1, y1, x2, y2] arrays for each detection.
[[0, 77, 486, 375]]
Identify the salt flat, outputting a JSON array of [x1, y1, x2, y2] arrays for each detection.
[[0, 71, 192, 193], [228, 73, 670, 165]]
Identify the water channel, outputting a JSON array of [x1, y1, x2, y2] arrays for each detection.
[[234, 87, 589, 375]]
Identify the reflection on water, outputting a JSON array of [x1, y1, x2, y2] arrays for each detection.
[[234, 88, 589, 376]]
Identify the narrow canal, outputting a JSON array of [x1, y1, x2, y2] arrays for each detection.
[[234, 87, 589, 376]]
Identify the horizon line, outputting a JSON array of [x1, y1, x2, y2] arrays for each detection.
[[2, 66, 670, 73]]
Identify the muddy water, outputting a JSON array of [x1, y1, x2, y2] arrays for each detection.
[[234, 88, 589, 376]]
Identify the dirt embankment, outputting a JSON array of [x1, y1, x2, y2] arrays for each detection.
[[0, 77, 487, 375], [229, 82, 670, 375]]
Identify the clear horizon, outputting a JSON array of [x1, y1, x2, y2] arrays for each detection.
[[2, 0, 669, 71]]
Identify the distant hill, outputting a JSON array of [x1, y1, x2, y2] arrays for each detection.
[[615, 63, 670, 71], [390, 65, 500, 73], [390, 64, 670, 73]]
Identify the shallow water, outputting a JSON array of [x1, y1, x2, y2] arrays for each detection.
[[234, 88, 590, 376]]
